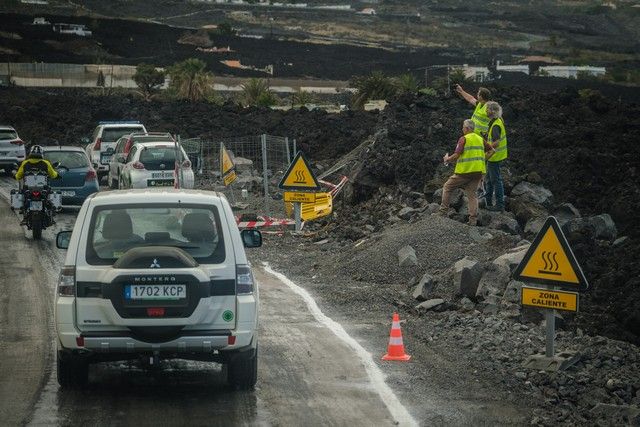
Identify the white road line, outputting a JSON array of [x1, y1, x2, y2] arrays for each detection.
[[262, 263, 418, 427]]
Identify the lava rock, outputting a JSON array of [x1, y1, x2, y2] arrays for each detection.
[[398, 245, 418, 267], [412, 273, 435, 301], [453, 256, 484, 298], [492, 244, 531, 273], [511, 182, 554, 207], [476, 264, 511, 302], [415, 298, 445, 311]]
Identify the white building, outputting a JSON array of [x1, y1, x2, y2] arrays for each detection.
[[459, 65, 490, 82], [539, 66, 606, 79], [52, 23, 92, 37], [496, 60, 529, 75]]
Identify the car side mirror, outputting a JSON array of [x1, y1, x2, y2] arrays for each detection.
[[81, 137, 90, 146], [52, 161, 61, 168], [56, 231, 72, 249], [241, 229, 262, 248], [116, 155, 126, 163]]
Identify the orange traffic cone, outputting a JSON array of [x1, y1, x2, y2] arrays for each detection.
[[382, 312, 411, 361]]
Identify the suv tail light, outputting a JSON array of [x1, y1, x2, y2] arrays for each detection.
[[85, 169, 97, 182], [10, 139, 24, 146], [94, 138, 102, 150], [132, 161, 145, 170], [182, 160, 192, 169], [58, 266, 76, 296], [236, 265, 255, 295], [31, 190, 41, 199]]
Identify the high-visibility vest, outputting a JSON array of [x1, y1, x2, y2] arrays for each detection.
[[471, 102, 489, 135], [455, 133, 486, 174], [488, 118, 508, 162]]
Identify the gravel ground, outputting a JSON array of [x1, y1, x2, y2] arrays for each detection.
[[250, 213, 640, 426]]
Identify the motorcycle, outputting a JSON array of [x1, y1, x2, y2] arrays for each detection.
[[10, 169, 62, 240]]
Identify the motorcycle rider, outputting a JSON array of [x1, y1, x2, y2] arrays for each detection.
[[14, 145, 59, 223], [15, 145, 59, 183]]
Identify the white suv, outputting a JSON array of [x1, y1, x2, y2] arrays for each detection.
[[86, 121, 147, 179], [0, 125, 26, 173], [55, 190, 261, 388]]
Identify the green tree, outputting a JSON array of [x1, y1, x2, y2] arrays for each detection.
[[239, 78, 278, 107], [167, 58, 214, 101], [217, 22, 237, 36], [350, 71, 398, 110], [394, 73, 420, 95], [290, 89, 315, 106], [133, 63, 166, 101]]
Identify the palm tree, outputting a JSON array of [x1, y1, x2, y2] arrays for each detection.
[[238, 78, 278, 107], [290, 89, 315, 107], [350, 71, 398, 110], [394, 73, 419, 95], [167, 58, 214, 101]]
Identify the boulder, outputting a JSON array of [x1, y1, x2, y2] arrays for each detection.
[[453, 256, 485, 298], [509, 198, 548, 225], [510, 182, 553, 207], [460, 297, 475, 311], [398, 245, 418, 267], [397, 206, 417, 220], [553, 203, 581, 225], [563, 214, 618, 241], [476, 264, 511, 302], [234, 156, 254, 174], [502, 280, 523, 304], [486, 211, 520, 235], [412, 273, 435, 301], [492, 244, 531, 273], [524, 217, 546, 235], [415, 298, 445, 311]]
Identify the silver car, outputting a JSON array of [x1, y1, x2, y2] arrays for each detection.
[[0, 126, 26, 173]]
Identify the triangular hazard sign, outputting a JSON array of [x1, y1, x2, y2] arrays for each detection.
[[220, 143, 235, 176], [278, 152, 321, 191], [513, 216, 588, 290]]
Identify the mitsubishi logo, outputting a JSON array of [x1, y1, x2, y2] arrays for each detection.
[[150, 258, 161, 268]]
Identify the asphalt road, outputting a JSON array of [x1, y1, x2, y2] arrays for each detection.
[[0, 177, 415, 426]]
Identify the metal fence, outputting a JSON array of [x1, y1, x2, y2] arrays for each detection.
[[181, 134, 296, 218]]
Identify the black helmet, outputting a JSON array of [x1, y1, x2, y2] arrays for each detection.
[[29, 145, 44, 159]]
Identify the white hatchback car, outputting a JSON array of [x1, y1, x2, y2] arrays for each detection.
[[54, 190, 262, 388], [119, 142, 195, 189]]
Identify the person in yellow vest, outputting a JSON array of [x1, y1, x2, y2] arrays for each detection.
[[483, 101, 508, 212], [438, 119, 495, 226], [454, 85, 491, 136]]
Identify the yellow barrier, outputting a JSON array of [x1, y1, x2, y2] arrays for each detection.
[[285, 192, 333, 221]]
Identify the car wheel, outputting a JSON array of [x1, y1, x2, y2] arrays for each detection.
[[57, 350, 89, 388], [227, 346, 258, 390]]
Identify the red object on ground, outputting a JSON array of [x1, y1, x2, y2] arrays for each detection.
[[382, 312, 411, 361]]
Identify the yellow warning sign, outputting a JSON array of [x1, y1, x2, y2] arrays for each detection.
[[220, 143, 235, 176], [514, 216, 588, 290], [278, 152, 321, 191], [521, 287, 578, 312], [223, 170, 237, 186], [284, 191, 316, 203]]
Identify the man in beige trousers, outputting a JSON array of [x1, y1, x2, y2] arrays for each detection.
[[439, 119, 495, 226]]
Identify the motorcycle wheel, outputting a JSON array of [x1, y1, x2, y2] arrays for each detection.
[[32, 214, 42, 240]]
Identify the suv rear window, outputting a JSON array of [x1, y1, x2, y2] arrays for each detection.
[[101, 127, 145, 142], [86, 204, 226, 265], [0, 130, 18, 140]]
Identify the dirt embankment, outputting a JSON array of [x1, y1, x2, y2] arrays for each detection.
[[1, 84, 638, 344]]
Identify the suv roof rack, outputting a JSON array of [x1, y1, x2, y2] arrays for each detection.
[[98, 120, 142, 125]]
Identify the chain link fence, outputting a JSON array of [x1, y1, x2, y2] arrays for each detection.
[[181, 134, 296, 219]]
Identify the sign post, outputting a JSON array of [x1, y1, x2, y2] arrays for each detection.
[[220, 143, 237, 203], [514, 216, 588, 371], [278, 151, 321, 232]]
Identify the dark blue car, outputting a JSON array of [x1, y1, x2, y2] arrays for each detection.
[[43, 146, 99, 206]]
